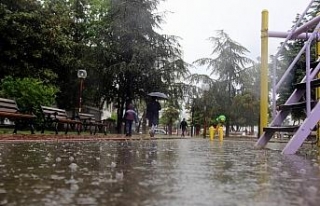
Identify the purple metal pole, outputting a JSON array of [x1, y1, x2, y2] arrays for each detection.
[[306, 43, 311, 116], [293, 15, 320, 37], [276, 21, 320, 91], [269, 0, 315, 118], [268, 31, 312, 39]]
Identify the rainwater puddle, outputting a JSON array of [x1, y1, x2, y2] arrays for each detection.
[[0, 139, 319, 206]]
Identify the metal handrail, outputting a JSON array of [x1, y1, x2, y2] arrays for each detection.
[[271, 0, 315, 118]]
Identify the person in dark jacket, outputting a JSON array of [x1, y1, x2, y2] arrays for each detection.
[[146, 97, 161, 137], [124, 103, 138, 137], [180, 118, 188, 137]]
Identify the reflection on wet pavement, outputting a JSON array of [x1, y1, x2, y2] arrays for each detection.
[[0, 139, 319, 206]]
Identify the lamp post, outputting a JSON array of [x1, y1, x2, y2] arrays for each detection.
[[202, 85, 209, 138], [191, 101, 195, 137], [77, 70, 87, 113], [203, 105, 207, 138]]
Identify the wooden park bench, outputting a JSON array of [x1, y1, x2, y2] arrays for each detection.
[[77, 112, 107, 135], [40, 106, 82, 135], [0, 97, 36, 134]]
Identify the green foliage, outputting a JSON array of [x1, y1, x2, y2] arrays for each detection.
[[0, 76, 59, 111], [109, 112, 117, 121], [0, 0, 189, 134], [161, 105, 180, 125], [231, 92, 259, 126]]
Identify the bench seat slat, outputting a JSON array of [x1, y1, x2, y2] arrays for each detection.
[[0, 112, 35, 119], [0, 98, 35, 134], [0, 108, 20, 113]]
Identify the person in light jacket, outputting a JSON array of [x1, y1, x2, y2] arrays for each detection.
[[124, 103, 138, 137]]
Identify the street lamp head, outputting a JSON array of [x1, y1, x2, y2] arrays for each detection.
[[77, 70, 87, 79]]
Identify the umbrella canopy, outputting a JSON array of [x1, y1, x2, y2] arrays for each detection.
[[147, 92, 168, 99]]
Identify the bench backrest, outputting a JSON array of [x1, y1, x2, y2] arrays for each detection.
[[41, 106, 68, 120], [78, 113, 95, 121], [0, 98, 19, 113]]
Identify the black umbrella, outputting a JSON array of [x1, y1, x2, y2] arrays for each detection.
[[147, 92, 168, 99]]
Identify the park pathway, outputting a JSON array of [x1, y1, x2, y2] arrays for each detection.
[[0, 138, 319, 205]]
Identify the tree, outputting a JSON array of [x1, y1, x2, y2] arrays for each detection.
[[161, 105, 180, 135], [194, 30, 254, 136], [105, 0, 189, 133]]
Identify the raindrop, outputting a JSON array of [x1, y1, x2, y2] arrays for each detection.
[[307, 186, 318, 196], [151, 160, 157, 166], [277, 162, 283, 167], [50, 174, 65, 180], [69, 156, 75, 162], [115, 171, 124, 180], [280, 171, 289, 178], [69, 163, 78, 172], [111, 162, 116, 168], [96, 157, 100, 161], [56, 157, 62, 162], [313, 163, 318, 167], [70, 183, 79, 191], [298, 168, 306, 174]]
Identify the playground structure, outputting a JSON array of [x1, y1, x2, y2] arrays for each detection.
[[256, 0, 320, 154]]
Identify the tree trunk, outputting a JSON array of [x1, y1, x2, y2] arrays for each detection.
[[168, 119, 173, 135]]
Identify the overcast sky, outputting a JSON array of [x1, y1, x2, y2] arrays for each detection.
[[157, 0, 309, 75]]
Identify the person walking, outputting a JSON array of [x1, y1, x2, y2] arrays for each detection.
[[146, 97, 161, 137], [124, 103, 138, 137], [180, 118, 188, 137]]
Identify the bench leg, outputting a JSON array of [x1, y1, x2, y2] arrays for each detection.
[[105, 125, 108, 135], [30, 124, 35, 134], [54, 122, 59, 135], [94, 125, 98, 135], [13, 124, 18, 134], [29, 119, 35, 134], [65, 123, 69, 135], [89, 124, 93, 135], [77, 124, 81, 135]]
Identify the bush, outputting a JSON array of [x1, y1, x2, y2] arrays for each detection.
[[0, 76, 59, 119]]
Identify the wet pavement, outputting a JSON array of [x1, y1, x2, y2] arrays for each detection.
[[0, 138, 320, 206]]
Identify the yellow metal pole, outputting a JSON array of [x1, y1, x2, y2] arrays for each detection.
[[316, 39, 320, 147], [316, 12, 320, 147], [260, 10, 269, 136]]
